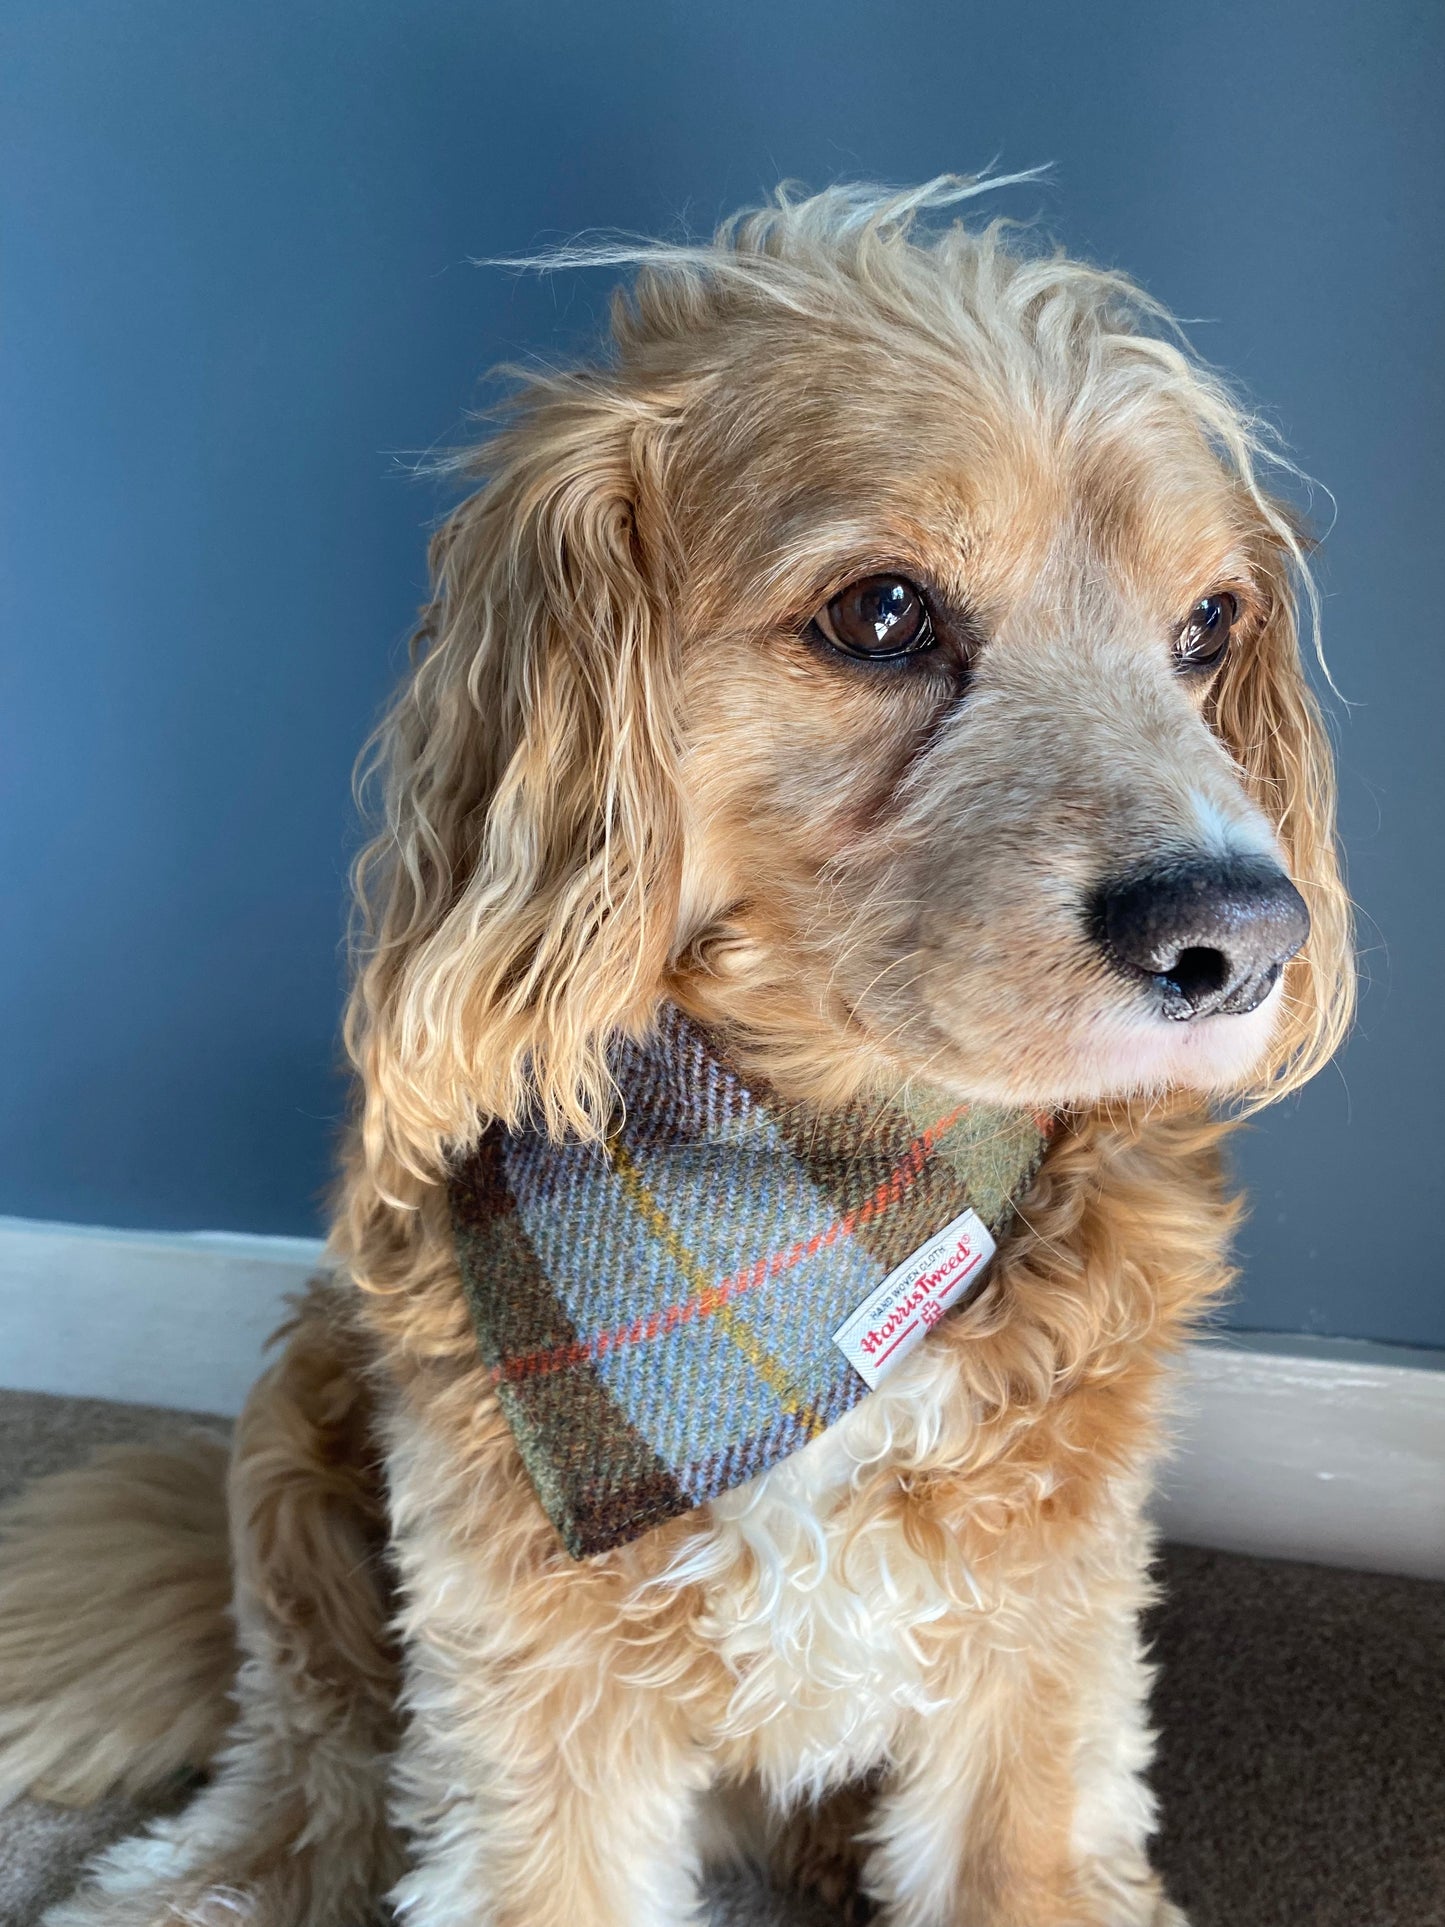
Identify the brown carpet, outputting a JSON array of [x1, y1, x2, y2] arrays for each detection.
[[1149, 1544, 1444, 1927], [1, 1391, 1440, 1927]]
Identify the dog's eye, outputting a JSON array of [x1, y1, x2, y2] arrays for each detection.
[[1175, 593, 1238, 672], [809, 575, 936, 661]]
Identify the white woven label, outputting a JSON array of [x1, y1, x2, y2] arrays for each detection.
[[833, 1208, 996, 1390]]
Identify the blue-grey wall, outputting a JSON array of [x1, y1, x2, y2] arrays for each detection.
[[3, 0, 1441, 1344]]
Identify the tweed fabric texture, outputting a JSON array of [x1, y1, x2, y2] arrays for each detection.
[[449, 1005, 1051, 1558]]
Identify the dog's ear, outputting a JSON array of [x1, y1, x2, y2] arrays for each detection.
[[347, 375, 684, 1178], [1209, 546, 1355, 1103]]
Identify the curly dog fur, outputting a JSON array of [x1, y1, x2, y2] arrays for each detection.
[[0, 178, 1352, 1926]]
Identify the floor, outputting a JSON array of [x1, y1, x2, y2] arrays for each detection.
[[1, 1389, 1441, 1927]]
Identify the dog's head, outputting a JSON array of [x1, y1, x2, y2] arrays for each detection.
[[350, 182, 1353, 1176]]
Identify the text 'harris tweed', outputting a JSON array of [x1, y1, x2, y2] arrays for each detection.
[[448, 1005, 1052, 1558]]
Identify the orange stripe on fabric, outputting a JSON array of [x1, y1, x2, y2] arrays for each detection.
[[492, 1104, 966, 1387]]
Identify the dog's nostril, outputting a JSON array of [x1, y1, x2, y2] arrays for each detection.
[[1090, 855, 1310, 1020], [1162, 946, 1230, 1007]]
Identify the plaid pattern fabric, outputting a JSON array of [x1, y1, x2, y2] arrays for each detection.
[[449, 1005, 1051, 1558]]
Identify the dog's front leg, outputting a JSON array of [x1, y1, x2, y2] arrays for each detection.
[[862, 1662, 1091, 1927], [390, 1674, 711, 1927], [861, 1563, 1183, 1927], [385, 1426, 713, 1927]]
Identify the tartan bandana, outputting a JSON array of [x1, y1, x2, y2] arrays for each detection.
[[449, 1005, 1052, 1558]]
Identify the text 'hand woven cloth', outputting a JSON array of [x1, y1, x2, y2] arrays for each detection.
[[448, 1005, 1052, 1557]]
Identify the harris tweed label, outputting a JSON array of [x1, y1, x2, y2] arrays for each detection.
[[832, 1207, 996, 1390]]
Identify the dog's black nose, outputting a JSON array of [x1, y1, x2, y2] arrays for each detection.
[[1092, 856, 1310, 1020]]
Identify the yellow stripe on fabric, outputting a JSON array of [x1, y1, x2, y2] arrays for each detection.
[[608, 1136, 828, 1442]]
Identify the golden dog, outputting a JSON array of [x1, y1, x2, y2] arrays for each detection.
[[0, 179, 1352, 1927]]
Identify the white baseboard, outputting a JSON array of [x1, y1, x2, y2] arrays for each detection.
[[1155, 1337, 1444, 1582], [0, 1215, 324, 1419], [1, 1214, 1441, 1581]]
